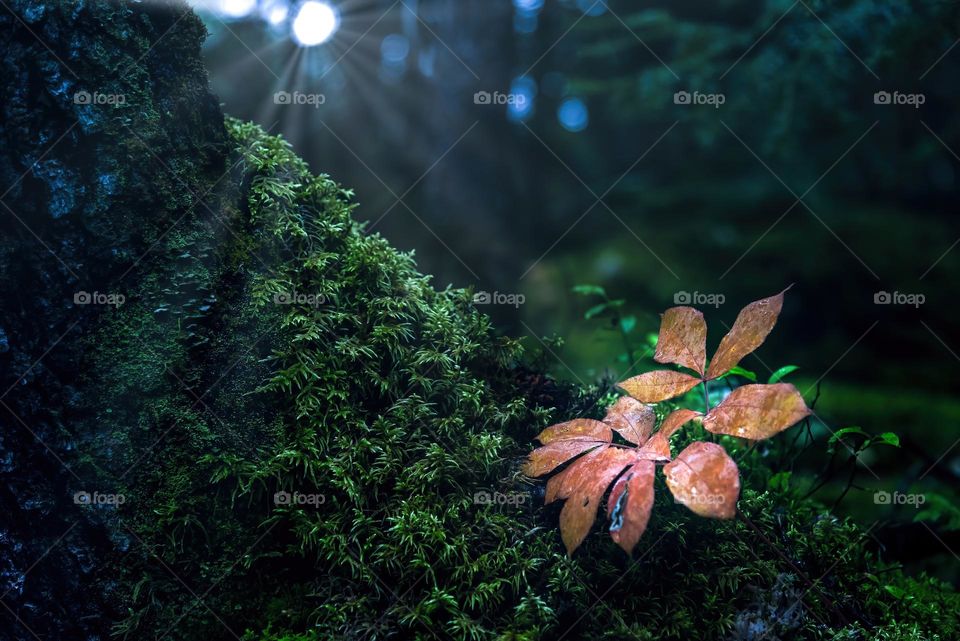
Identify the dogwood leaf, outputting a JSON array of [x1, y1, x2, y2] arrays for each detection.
[[654, 306, 707, 375], [522, 440, 607, 477], [658, 409, 703, 439], [607, 460, 656, 554], [618, 370, 701, 403], [706, 288, 789, 380], [640, 409, 702, 460], [702, 383, 810, 440], [557, 447, 637, 554], [603, 396, 654, 445], [536, 419, 612, 444], [663, 442, 740, 519]]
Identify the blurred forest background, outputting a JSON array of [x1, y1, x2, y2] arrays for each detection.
[[192, 0, 960, 580]]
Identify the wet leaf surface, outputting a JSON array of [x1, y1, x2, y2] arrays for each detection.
[[706, 288, 788, 380], [655, 306, 707, 375], [607, 460, 656, 554], [702, 383, 811, 440], [664, 442, 740, 519], [618, 370, 701, 403], [536, 419, 612, 444], [603, 396, 654, 444]]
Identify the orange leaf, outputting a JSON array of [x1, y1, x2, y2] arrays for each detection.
[[603, 396, 654, 445], [536, 419, 612, 444], [544, 446, 610, 504], [637, 433, 672, 462], [654, 306, 707, 375], [618, 370, 701, 403], [607, 460, 656, 554], [522, 440, 606, 477], [635, 409, 703, 462], [663, 442, 739, 519], [558, 448, 636, 555], [658, 409, 702, 440], [702, 383, 811, 440], [706, 288, 789, 380]]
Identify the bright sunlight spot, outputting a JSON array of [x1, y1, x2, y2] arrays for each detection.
[[292, 1, 339, 47]]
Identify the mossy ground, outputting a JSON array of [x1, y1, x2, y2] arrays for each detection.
[[70, 119, 958, 640]]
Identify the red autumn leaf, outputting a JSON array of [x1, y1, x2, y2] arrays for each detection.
[[636, 433, 672, 462], [618, 370, 701, 403], [637, 409, 701, 462], [607, 460, 656, 554], [706, 288, 789, 380], [558, 447, 637, 554], [522, 440, 607, 477], [544, 446, 612, 504], [536, 419, 612, 444], [702, 383, 811, 440], [654, 306, 707, 375], [658, 409, 703, 440], [663, 442, 740, 519], [603, 396, 654, 445]]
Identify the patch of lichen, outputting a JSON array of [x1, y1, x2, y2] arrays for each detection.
[[81, 118, 957, 641]]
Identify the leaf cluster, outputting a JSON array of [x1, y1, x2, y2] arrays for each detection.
[[524, 289, 812, 554]]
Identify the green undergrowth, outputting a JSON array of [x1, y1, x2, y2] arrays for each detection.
[[83, 119, 957, 640]]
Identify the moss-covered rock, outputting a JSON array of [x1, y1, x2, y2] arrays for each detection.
[[1, 1, 226, 637], [1, 2, 957, 641]]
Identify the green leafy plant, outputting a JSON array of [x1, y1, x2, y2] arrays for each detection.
[[524, 289, 812, 554], [571, 283, 649, 366]]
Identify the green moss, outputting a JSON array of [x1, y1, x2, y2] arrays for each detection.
[[74, 118, 958, 641]]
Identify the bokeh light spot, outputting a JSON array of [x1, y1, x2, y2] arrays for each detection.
[[292, 1, 339, 47], [219, 0, 256, 19], [261, 0, 289, 25], [557, 97, 588, 132]]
